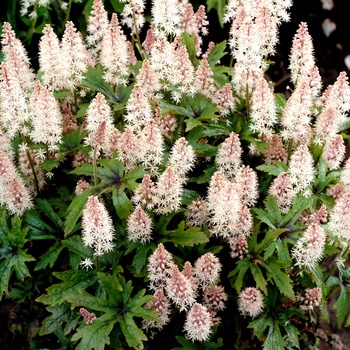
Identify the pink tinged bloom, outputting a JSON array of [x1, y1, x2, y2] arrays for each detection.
[[194, 58, 217, 102], [264, 134, 288, 165], [151, 0, 184, 37], [0, 151, 33, 216], [194, 253, 221, 289], [1, 22, 35, 92], [154, 109, 177, 138], [172, 43, 197, 100], [80, 308, 97, 324], [143, 288, 171, 330], [329, 193, 350, 241], [75, 179, 91, 196], [137, 120, 164, 175], [29, 82, 63, 151], [82, 196, 115, 256], [292, 224, 326, 270], [147, 243, 175, 290], [315, 72, 350, 144], [60, 21, 92, 92], [215, 83, 235, 117], [182, 261, 199, 293], [127, 207, 153, 244], [86, 0, 109, 55], [202, 285, 228, 312], [132, 174, 156, 210], [238, 287, 264, 318], [216, 132, 242, 178], [207, 171, 241, 239], [151, 166, 183, 214], [181, 4, 209, 56], [250, 72, 277, 138], [116, 128, 138, 170], [0, 62, 30, 139], [289, 22, 316, 85], [341, 157, 350, 191], [185, 197, 209, 228], [168, 137, 196, 179], [142, 24, 157, 55], [298, 287, 322, 311], [229, 235, 249, 259], [84, 93, 115, 154], [234, 165, 259, 207], [183, 303, 212, 342], [166, 265, 196, 312], [124, 85, 153, 130], [121, 0, 146, 35], [38, 25, 63, 89], [232, 60, 255, 99], [230, 204, 253, 237], [100, 13, 134, 86], [135, 59, 161, 100], [281, 66, 322, 144], [268, 172, 294, 214], [288, 145, 315, 196], [299, 204, 328, 226], [322, 135, 346, 170]]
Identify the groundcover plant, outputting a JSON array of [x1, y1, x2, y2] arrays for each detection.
[[1, 0, 350, 349]]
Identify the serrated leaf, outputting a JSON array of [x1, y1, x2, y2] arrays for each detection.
[[185, 117, 202, 132], [158, 99, 195, 118], [255, 228, 289, 255], [250, 264, 268, 295], [207, 40, 227, 67], [248, 314, 272, 339], [65, 290, 111, 311], [284, 323, 300, 349], [256, 162, 288, 176], [69, 163, 94, 176], [72, 311, 118, 350], [37, 198, 64, 230], [206, 0, 226, 27], [181, 33, 199, 67], [62, 235, 93, 259], [39, 302, 73, 336], [263, 321, 285, 350], [97, 272, 123, 302], [118, 313, 147, 349], [132, 245, 153, 275], [160, 221, 209, 247], [228, 258, 250, 293], [35, 241, 64, 271], [262, 260, 295, 300], [252, 207, 277, 230], [36, 270, 97, 306], [112, 188, 133, 219], [334, 285, 349, 327], [80, 65, 119, 103], [173, 336, 198, 350]]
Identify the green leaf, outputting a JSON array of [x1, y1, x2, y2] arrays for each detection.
[[228, 258, 250, 293], [275, 93, 287, 111], [62, 235, 93, 259], [255, 228, 289, 255], [97, 272, 123, 302], [284, 322, 300, 349], [173, 336, 198, 350], [206, 0, 226, 27], [158, 99, 195, 118], [248, 314, 272, 339], [36, 270, 97, 306], [160, 221, 209, 247], [72, 311, 118, 350], [181, 33, 199, 68], [112, 188, 133, 219], [40, 302, 74, 336], [262, 259, 295, 300], [0, 253, 34, 297], [37, 198, 64, 230], [252, 207, 277, 230], [206, 40, 227, 67], [35, 241, 64, 271], [118, 313, 147, 349], [185, 117, 202, 132], [250, 264, 268, 295], [256, 162, 288, 176], [263, 321, 285, 350], [334, 285, 349, 327], [80, 65, 120, 103]]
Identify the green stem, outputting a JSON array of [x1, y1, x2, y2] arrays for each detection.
[[25, 1, 38, 44], [60, 0, 73, 33], [131, 8, 145, 60], [93, 147, 98, 187], [19, 133, 40, 194], [324, 244, 350, 284]]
